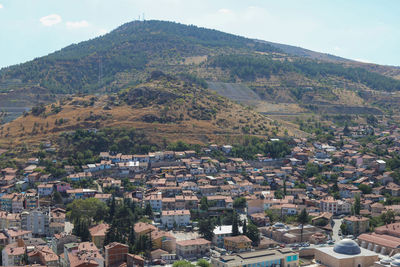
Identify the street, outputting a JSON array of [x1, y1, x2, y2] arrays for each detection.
[[332, 219, 342, 241]]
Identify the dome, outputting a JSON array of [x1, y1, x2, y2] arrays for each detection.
[[333, 239, 361, 255]]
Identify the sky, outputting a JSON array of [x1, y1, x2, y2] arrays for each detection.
[[0, 0, 399, 69]]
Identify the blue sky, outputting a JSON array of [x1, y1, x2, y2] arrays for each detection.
[[0, 0, 399, 69]]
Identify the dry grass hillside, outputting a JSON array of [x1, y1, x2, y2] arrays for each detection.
[[0, 75, 306, 149]]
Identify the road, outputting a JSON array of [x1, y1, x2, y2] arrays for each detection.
[[94, 180, 103, 193], [332, 219, 342, 241]]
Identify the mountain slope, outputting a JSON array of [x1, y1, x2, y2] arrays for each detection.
[[1, 19, 400, 123], [0, 73, 306, 148], [0, 20, 279, 94]]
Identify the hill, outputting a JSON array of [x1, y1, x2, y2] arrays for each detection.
[[1, 20, 400, 135], [0, 73, 305, 149]]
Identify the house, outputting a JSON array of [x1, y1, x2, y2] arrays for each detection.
[[51, 233, 80, 255], [161, 210, 190, 229], [63, 242, 104, 267], [212, 225, 243, 248], [94, 193, 112, 203], [176, 238, 211, 259], [145, 192, 162, 212], [151, 230, 176, 253], [134, 222, 157, 237], [56, 182, 71, 193], [4, 229, 32, 243], [224, 235, 252, 253], [2, 245, 25, 266], [27, 245, 59, 266], [66, 188, 97, 199], [127, 254, 144, 267], [38, 183, 54, 196], [105, 242, 128, 267], [11, 193, 25, 213], [89, 223, 110, 249], [0, 193, 16, 212], [343, 216, 370, 235]]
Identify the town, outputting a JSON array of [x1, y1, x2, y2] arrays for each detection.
[[0, 119, 399, 267]]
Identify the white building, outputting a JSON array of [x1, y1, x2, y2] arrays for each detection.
[[21, 208, 50, 236], [161, 210, 190, 228]]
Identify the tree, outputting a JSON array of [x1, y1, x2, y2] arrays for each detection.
[[298, 208, 309, 243], [382, 210, 395, 225], [145, 203, 153, 218], [108, 196, 116, 222], [305, 163, 319, 178], [233, 197, 247, 209], [358, 184, 372, 194], [52, 191, 63, 204], [340, 222, 348, 235], [73, 218, 90, 241], [245, 223, 260, 246], [232, 211, 239, 236], [200, 197, 208, 211], [343, 124, 351, 136], [197, 259, 210, 267], [353, 194, 361, 215], [67, 198, 109, 223], [242, 219, 247, 235], [199, 219, 214, 241], [283, 179, 287, 196]]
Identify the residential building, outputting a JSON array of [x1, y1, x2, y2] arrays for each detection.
[[105, 242, 128, 267], [2, 245, 25, 266], [212, 225, 243, 248], [89, 223, 110, 249], [37, 183, 54, 196], [343, 216, 370, 235], [176, 238, 211, 259], [27, 245, 59, 266], [161, 210, 190, 229], [21, 208, 50, 236], [224, 235, 252, 253]]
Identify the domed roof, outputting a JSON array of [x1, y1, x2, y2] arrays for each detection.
[[333, 239, 361, 255]]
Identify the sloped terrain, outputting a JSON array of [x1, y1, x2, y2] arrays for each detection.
[[0, 20, 400, 140], [0, 74, 307, 148]]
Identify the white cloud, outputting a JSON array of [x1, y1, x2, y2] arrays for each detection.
[[0, 4, 3, 9], [333, 46, 341, 52], [40, 14, 62, 26], [66, 20, 90, 29], [218, 8, 233, 14]]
